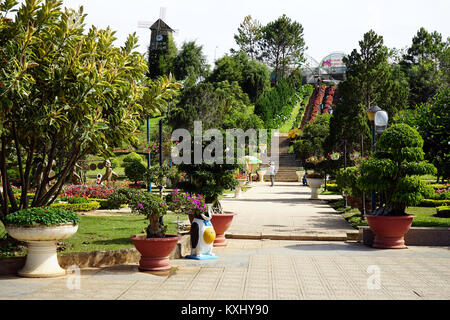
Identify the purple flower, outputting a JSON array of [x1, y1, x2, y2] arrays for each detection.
[[138, 203, 144, 209]]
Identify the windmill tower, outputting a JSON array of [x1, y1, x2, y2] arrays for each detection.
[[138, 8, 176, 79]]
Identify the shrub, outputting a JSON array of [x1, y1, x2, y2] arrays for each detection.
[[358, 124, 436, 216], [122, 152, 145, 166], [326, 184, 340, 192], [61, 184, 116, 199], [336, 167, 362, 196], [50, 201, 100, 212], [419, 199, 450, 207], [124, 160, 147, 183], [4, 207, 79, 226], [106, 188, 140, 209], [436, 206, 450, 218], [67, 196, 90, 204]]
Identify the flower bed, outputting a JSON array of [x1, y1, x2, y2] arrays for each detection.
[[50, 201, 101, 212]]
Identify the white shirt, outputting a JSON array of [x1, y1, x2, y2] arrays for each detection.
[[268, 164, 276, 175]]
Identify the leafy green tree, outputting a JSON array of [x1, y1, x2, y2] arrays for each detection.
[[208, 51, 270, 102], [0, 0, 179, 220], [259, 14, 306, 83], [168, 81, 261, 132], [233, 15, 262, 60], [173, 41, 209, 87], [401, 28, 447, 106]]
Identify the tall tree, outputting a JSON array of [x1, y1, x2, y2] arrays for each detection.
[[0, 0, 179, 220], [259, 14, 306, 84], [208, 51, 270, 102], [173, 41, 209, 87], [401, 28, 447, 106], [326, 30, 408, 154], [233, 15, 262, 60]]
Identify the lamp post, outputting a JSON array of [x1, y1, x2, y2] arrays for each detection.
[[147, 117, 151, 193], [365, 106, 388, 213]]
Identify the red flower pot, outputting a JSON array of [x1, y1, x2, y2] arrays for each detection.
[[130, 234, 180, 271], [188, 212, 236, 247], [365, 215, 416, 249]]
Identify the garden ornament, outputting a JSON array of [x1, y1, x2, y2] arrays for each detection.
[[186, 207, 218, 260]]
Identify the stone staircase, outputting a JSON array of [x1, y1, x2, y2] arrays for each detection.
[[263, 133, 302, 182]]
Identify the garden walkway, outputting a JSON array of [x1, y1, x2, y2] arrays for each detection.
[[1, 239, 449, 300], [221, 182, 358, 241]]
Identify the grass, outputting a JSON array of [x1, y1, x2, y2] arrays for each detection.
[[327, 199, 450, 229], [0, 211, 184, 257], [279, 102, 302, 133]]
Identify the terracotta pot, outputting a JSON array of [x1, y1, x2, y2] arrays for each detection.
[[347, 195, 371, 214], [130, 234, 180, 271], [188, 212, 236, 247], [365, 215, 416, 249]]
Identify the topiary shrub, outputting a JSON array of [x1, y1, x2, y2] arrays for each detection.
[[122, 152, 145, 166], [436, 206, 450, 218], [67, 196, 90, 204], [358, 124, 436, 216], [129, 192, 167, 238], [124, 161, 147, 184]]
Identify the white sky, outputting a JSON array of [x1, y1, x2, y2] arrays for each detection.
[[59, 0, 449, 67]]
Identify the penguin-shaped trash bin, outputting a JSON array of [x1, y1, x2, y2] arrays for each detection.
[[186, 206, 218, 260]]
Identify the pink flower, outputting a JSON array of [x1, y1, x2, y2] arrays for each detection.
[[138, 203, 144, 209]]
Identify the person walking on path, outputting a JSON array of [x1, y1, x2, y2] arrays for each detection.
[[268, 161, 277, 187]]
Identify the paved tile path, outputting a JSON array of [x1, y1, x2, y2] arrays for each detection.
[[1, 239, 449, 300], [1, 183, 449, 300], [221, 182, 357, 240]]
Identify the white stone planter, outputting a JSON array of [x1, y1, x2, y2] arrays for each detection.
[[6, 224, 78, 278], [235, 186, 242, 198], [306, 177, 323, 200], [296, 171, 304, 182], [257, 170, 266, 182]]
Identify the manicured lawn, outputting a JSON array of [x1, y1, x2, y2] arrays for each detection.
[[0, 212, 185, 256], [279, 102, 302, 133], [327, 199, 450, 229]]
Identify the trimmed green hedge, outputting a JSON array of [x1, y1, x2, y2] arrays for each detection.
[[50, 201, 100, 212], [436, 206, 450, 218], [89, 198, 127, 210], [419, 199, 450, 207], [325, 184, 340, 192]]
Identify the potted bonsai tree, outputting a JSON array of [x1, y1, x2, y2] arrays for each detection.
[[358, 124, 436, 249], [129, 192, 180, 271], [305, 155, 325, 199], [178, 162, 239, 246], [4, 207, 79, 277]]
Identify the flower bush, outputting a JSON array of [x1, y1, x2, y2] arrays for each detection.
[[129, 192, 168, 238], [106, 188, 141, 209], [165, 189, 208, 218], [61, 184, 116, 199]]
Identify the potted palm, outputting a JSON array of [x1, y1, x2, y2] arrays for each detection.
[[4, 207, 79, 277], [129, 192, 180, 271], [305, 155, 325, 199], [358, 124, 436, 249]]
